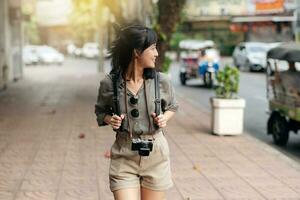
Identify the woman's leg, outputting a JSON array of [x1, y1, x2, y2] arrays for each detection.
[[113, 187, 140, 200], [141, 187, 166, 200]]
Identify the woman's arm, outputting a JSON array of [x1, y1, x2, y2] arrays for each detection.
[[104, 114, 125, 129], [163, 110, 175, 122], [104, 115, 112, 125], [152, 110, 175, 128]]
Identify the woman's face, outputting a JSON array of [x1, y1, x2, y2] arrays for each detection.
[[137, 44, 158, 68]]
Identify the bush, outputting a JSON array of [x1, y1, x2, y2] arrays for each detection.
[[162, 56, 172, 73], [215, 65, 240, 99]]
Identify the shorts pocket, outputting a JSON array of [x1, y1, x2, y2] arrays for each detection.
[[158, 136, 170, 158], [109, 141, 125, 177], [110, 140, 122, 159]]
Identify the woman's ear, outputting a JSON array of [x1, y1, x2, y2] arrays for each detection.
[[133, 49, 139, 58]]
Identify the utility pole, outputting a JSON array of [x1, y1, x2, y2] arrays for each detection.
[[97, 29, 105, 73]]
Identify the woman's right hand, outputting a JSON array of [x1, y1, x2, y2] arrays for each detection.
[[109, 114, 125, 130]]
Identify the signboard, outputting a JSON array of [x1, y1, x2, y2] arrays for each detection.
[[254, 0, 284, 13]]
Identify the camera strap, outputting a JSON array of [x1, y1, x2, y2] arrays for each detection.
[[154, 71, 160, 116], [112, 73, 119, 115]]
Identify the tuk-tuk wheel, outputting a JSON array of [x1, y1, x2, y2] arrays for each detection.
[[204, 72, 214, 88], [268, 111, 289, 146], [180, 72, 187, 85]]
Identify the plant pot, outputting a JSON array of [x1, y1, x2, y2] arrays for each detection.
[[210, 97, 246, 135]]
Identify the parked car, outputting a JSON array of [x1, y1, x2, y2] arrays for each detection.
[[67, 43, 76, 56], [37, 46, 64, 65], [74, 47, 83, 57], [23, 45, 39, 65], [233, 42, 273, 72], [82, 42, 99, 59]]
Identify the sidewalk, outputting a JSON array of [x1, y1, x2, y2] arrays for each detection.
[[0, 62, 300, 200]]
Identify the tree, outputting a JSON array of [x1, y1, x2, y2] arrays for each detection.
[[93, 0, 187, 71], [102, 0, 124, 25], [22, 0, 40, 44], [70, 0, 104, 46], [155, 0, 186, 70]]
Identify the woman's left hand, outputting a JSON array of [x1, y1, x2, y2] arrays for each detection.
[[151, 113, 167, 128]]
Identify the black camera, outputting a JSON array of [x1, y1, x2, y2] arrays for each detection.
[[131, 138, 153, 156]]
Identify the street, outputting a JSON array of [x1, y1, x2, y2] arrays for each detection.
[[169, 58, 300, 164]]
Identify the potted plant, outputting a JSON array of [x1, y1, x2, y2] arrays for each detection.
[[210, 65, 246, 135]]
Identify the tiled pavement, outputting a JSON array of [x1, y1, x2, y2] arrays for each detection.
[[0, 62, 300, 200]]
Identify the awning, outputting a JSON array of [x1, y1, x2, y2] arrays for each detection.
[[232, 15, 294, 23], [267, 43, 300, 62]]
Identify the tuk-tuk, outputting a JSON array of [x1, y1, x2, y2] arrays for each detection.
[[266, 43, 300, 146], [179, 40, 220, 87]]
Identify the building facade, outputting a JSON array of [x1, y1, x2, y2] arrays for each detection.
[[0, 0, 23, 90], [35, 0, 72, 51], [182, 0, 296, 55]]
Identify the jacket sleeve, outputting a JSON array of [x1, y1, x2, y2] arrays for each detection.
[[160, 73, 179, 113], [94, 75, 113, 126]]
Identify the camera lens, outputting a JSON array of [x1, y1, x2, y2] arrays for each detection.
[[139, 148, 150, 156]]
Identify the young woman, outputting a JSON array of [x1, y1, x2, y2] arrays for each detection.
[[95, 24, 178, 200]]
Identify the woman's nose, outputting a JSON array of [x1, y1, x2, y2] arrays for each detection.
[[154, 49, 159, 57]]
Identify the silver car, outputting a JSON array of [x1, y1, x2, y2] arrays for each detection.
[[233, 42, 270, 72], [23, 45, 39, 65], [37, 46, 64, 65]]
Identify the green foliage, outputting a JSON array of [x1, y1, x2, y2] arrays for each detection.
[[206, 30, 243, 56], [170, 32, 187, 50], [69, 0, 103, 45], [215, 65, 240, 99], [162, 56, 172, 73], [153, 24, 167, 42], [169, 31, 204, 51], [22, 1, 40, 44], [193, 33, 204, 40], [23, 16, 40, 44]]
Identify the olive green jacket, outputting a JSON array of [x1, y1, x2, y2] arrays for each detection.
[[95, 72, 178, 134]]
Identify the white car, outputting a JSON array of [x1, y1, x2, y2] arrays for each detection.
[[23, 45, 39, 65], [233, 42, 271, 71], [67, 43, 77, 56], [37, 46, 64, 65], [82, 43, 99, 59]]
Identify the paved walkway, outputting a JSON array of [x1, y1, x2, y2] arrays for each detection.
[[0, 61, 300, 199]]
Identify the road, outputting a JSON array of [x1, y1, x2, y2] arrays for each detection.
[[169, 58, 300, 164]]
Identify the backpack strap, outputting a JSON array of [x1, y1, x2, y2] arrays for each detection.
[[111, 72, 123, 132]]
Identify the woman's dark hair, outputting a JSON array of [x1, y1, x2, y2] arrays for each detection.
[[109, 24, 157, 74]]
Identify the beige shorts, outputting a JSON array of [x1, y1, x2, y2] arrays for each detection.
[[109, 131, 173, 192]]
